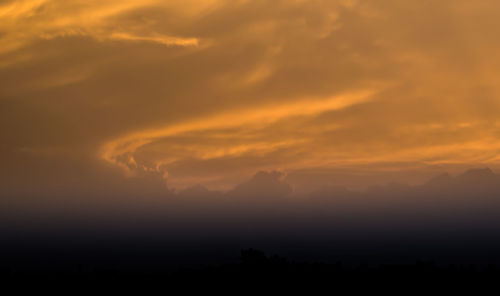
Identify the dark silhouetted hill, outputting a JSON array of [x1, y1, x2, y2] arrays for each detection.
[[2, 248, 498, 291]]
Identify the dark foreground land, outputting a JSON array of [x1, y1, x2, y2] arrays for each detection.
[[2, 248, 500, 291]]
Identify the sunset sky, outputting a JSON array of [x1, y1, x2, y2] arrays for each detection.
[[2, 0, 500, 198]]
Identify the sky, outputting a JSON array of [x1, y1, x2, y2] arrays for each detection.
[[2, 0, 500, 199]]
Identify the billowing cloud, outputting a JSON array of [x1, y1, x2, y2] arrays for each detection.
[[0, 0, 203, 54], [99, 89, 376, 182], [2, 0, 500, 195]]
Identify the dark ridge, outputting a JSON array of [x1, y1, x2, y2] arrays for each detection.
[[2, 249, 499, 290]]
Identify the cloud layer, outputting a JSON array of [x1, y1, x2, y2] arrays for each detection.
[[2, 0, 500, 194]]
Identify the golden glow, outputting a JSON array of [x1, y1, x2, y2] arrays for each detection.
[[2, 0, 500, 192], [0, 0, 200, 55], [100, 90, 375, 176]]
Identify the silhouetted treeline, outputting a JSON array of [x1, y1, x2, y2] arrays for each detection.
[[2, 248, 499, 290]]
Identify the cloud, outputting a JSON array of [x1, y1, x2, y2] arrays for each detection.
[[0, 0, 201, 56], [107, 32, 199, 47], [99, 89, 376, 179], [228, 170, 292, 200], [3, 0, 500, 194]]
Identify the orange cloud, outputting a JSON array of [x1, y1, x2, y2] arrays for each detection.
[[0, 0, 201, 56], [100, 90, 376, 177], [3, 0, 500, 194]]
